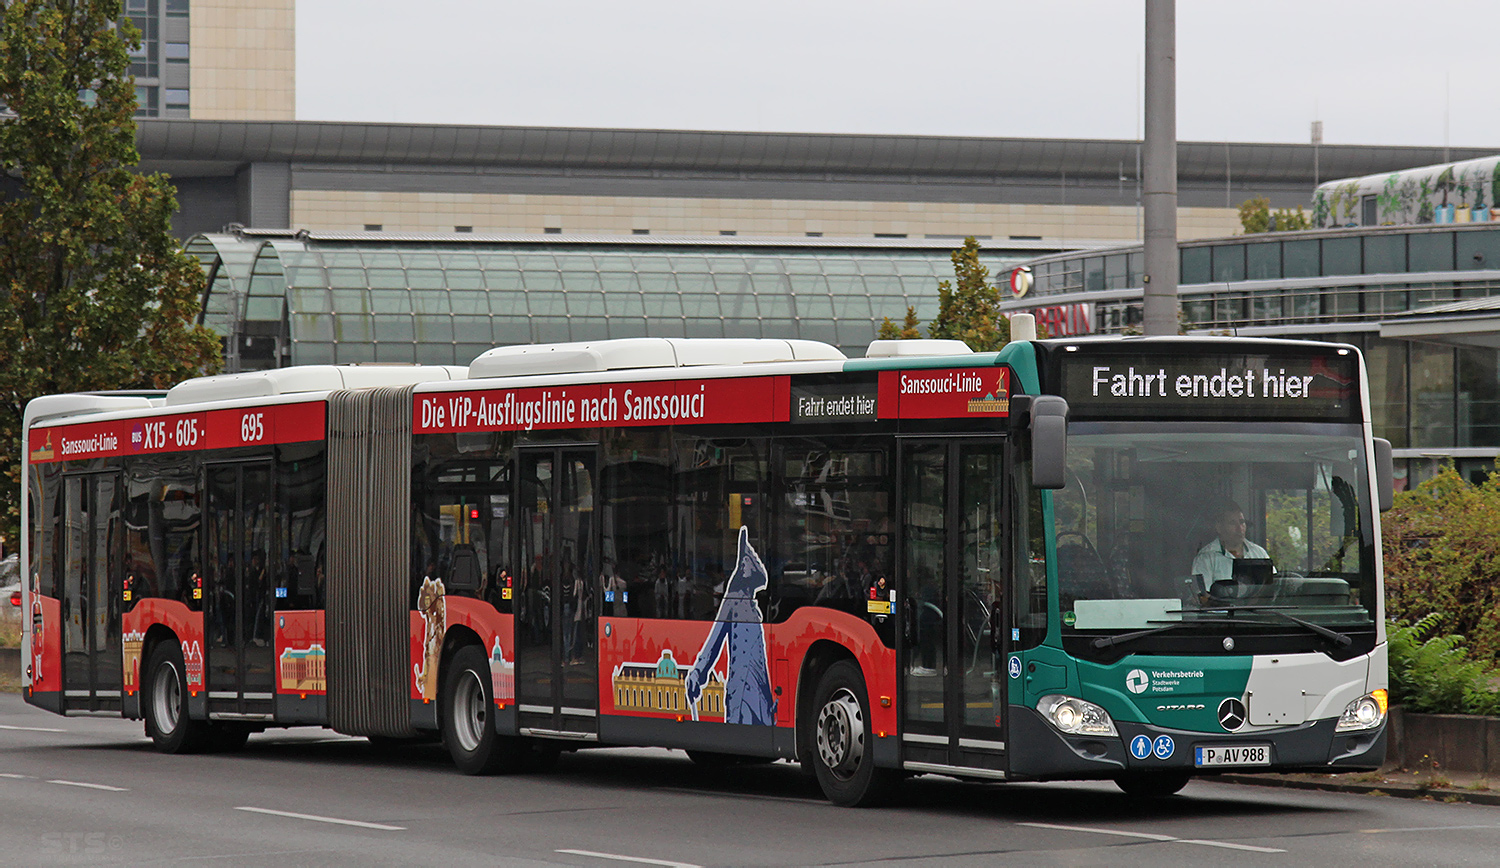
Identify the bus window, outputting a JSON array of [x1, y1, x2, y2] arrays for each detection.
[[416, 457, 512, 613], [772, 440, 893, 630], [1053, 425, 1377, 657], [674, 437, 767, 620], [278, 444, 325, 609], [602, 432, 671, 618]]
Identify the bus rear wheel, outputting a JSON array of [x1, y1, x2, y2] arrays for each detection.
[[442, 645, 519, 775], [807, 660, 899, 807], [1114, 771, 1192, 798], [143, 642, 211, 754]]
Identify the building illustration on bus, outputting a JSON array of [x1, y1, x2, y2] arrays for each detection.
[[19, 330, 1392, 805]]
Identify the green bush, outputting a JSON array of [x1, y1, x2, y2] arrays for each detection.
[[1383, 467, 1500, 660], [1388, 614, 1500, 715]]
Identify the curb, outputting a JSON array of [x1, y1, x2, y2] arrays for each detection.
[[1218, 773, 1500, 807]]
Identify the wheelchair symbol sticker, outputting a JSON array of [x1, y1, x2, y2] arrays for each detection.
[[1130, 735, 1152, 760], [1153, 735, 1175, 759], [1007, 656, 1022, 679]]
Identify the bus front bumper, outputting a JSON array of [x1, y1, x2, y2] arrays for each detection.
[[1006, 706, 1387, 780]]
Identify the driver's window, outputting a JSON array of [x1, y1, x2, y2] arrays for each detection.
[[1053, 447, 1111, 607], [1263, 460, 1362, 577]]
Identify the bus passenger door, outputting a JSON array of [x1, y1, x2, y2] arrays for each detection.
[[204, 462, 276, 719], [516, 447, 599, 742], [60, 472, 123, 713], [898, 440, 1008, 776]]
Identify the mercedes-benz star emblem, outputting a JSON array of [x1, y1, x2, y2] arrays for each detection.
[[1218, 697, 1247, 731], [1223, 636, 1235, 651]]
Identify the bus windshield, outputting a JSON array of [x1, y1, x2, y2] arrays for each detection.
[[1052, 422, 1377, 655]]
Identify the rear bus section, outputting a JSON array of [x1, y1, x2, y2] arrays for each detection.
[[20, 366, 466, 747]]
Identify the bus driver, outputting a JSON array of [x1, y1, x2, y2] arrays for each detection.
[[1191, 501, 1272, 587]]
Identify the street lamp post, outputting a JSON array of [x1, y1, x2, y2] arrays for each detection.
[[1142, 0, 1178, 336]]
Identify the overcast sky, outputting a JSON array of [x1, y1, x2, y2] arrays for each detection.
[[297, 0, 1498, 148]]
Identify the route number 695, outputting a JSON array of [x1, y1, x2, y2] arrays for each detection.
[[240, 412, 265, 443]]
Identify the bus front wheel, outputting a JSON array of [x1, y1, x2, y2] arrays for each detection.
[[442, 645, 519, 775], [143, 642, 211, 753], [807, 660, 899, 807]]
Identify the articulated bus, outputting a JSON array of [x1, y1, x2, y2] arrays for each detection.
[[20, 333, 1392, 805]]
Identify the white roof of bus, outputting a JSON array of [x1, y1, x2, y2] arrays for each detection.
[[466, 338, 847, 379], [26, 339, 992, 427], [163, 364, 468, 406], [25, 365, 469, 429]]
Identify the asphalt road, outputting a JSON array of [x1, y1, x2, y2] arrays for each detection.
[[0, 694, 1496, 867]]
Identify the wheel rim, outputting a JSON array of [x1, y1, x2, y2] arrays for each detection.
[[152, 660, 181, 735], [816, 687, 865, 780], [453, 669, 487, 753]]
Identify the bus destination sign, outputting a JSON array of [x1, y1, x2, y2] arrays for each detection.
[[1060, 353, 1358, 420], [791, 383, 878, 424]]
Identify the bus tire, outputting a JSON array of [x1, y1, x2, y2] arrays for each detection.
[[143, 642, 211, 754], [1114, 771, 1191, 798], [442, 645, 518, 775], [807, 660, 899, 807]]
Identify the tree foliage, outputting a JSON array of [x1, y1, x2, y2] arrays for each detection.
[[1238, 196, 1312, 233], [927, 237, 1010, 351], [0, 0, 221, 547], [1382, 466, 1500, 661], [876, 237, 1016, 349], [876, 306, 921, 340]]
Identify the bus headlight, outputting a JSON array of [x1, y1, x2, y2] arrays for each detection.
[[1038, 694, 1118, 736], [1335, 689, 1388, 733]]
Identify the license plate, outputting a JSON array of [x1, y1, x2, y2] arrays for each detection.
[[1195, 744, 1271, 767]]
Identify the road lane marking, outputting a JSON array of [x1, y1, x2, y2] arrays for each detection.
[[0, 773, 34, 779], [235, 806, 405, 831], [1019, 822, 1285, 853], [557, 849, 702, 868], [1018, 822, 1176, 841], [48, 780, 128, 792], [1176, 839, 1286, 853], [0, 724, 68, 732], [1362, 825, 1500, 834]]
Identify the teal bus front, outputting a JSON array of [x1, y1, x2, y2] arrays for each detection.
[[1007, 339, 1387, 783]]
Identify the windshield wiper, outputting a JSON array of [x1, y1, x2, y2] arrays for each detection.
[[1194, 605, 1352, 648], [1090, 617, 1245, 650]]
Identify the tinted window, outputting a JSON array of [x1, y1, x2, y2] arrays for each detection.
[[1363, 234, 1406, 274], [1180, 247, 1211, 284], [1321, 237, 1361, 276], [1212, 246, 1246, 282], [1282, 239, 1319, 278], [1409, 232, 1455, 272], [1246, 242, 1280, 280]]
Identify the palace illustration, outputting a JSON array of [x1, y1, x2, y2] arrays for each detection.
[[611, 649, 725, 718], [279, 644, 326, 693]]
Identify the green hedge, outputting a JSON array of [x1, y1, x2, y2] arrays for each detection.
[[1383, 467, 1500, 661], [1389, 614, 1500, 715]]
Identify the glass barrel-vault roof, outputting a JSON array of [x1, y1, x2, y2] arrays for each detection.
[[191, 233, 1035, 370]]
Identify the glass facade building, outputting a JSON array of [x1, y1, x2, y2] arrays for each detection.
[[185, 231, 1029, 372], [126, 0, 192, 118], [1008, 222, 1500, 487]]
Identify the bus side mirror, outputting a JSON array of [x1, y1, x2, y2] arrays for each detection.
[[1373, 437, 1394, 512], [1031, 395, 1069, 490]]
